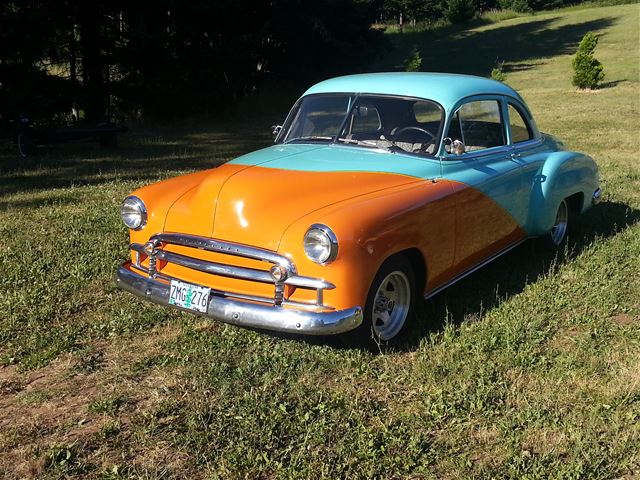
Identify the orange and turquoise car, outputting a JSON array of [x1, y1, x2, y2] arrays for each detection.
[[116, 72, 601, 345]]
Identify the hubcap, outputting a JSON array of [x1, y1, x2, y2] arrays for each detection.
[[372, 271, 411, 341], [550, 200, 568, 246]]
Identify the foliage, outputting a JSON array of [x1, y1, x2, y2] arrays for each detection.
[[404, 46, 424, 71], [444, 0, 477, 23], [0, 0, 385, 123], [498, 0, 534, 12], [572, 32, 606, 89], [491, 60, 507, 81], [479, 8, 523, 21]]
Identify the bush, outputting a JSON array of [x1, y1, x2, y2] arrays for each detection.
[[405, 47, 423, 71], [491, 60, 506, 82], [444, 0, 476, 24], [572, 32, 605, 89]]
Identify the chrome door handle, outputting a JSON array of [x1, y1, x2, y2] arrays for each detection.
[[510, 152, 521, 159]]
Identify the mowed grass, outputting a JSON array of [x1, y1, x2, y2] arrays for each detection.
[[0, 4, 639, 478]]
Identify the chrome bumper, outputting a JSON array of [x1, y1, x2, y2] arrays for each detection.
[[116, 265, 363, 335]]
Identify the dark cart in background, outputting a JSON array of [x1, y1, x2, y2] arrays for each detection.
[[15, 117, 128, 157]]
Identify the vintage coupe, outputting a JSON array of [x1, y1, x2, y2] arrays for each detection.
[[116, 73, 601, 344]]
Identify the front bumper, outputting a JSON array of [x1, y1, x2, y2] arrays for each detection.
[[116, 265, 363, 335]]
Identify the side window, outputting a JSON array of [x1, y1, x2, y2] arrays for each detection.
[[453, 100, 505, 152], [413, 102, 441, 124], [351, 104, 381, 134], [508, 104, 533, 144]]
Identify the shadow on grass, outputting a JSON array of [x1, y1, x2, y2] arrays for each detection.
[[299, 200, 639, 353], [378, 15, 618, 76], [597, 79, 626, 89], [407, 200, 640, 344], [0, 127, 274, 198]]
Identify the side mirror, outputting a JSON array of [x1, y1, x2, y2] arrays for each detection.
[[271, 125, 282, 137], [442, 136, 452, 154]]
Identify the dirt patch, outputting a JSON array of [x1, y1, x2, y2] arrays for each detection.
[[0, 324, 185, 479], [523, 428, 568, 456], [545, 327, 585, 352], [611, 313, 637, 327]]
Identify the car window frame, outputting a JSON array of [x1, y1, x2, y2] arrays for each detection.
[[275, 92, 446, 159], [506, 101, 536, 146], [440, 94, 510, 161]]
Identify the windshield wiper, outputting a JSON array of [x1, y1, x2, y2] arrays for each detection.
[[336, 137, 403, 154], [335, 137, 385, 149], [284, 135, 333, 144]]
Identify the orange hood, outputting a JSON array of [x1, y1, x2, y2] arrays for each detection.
[[162, 163, 420, 251]]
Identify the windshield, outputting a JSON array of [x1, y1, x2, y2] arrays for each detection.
[[277, 93, 444, 156]]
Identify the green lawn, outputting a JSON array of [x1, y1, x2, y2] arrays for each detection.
[[0, 4, 639, 478]]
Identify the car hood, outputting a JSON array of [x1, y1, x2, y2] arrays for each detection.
[[162, 144, 426, 251]]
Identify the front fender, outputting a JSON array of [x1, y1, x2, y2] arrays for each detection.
[[527, 151, 599, 236], [276, 179, 457, 310]]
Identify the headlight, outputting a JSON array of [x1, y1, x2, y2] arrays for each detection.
[[303, 224, 338, 264], [120, 196, 147, 230]]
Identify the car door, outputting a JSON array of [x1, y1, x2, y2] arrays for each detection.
[[439, 96, 525, 275], [503, 100, 547, 232]]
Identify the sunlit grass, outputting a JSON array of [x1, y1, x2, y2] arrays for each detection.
[[0, 4, 638, 478]]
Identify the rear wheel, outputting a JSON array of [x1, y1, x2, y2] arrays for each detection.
[[549, 199, 569, 247]]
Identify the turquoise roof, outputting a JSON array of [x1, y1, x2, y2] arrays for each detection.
[[303, 72, 524, 111]]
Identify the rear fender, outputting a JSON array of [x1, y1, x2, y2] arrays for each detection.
[[527, 151, 598, 236]]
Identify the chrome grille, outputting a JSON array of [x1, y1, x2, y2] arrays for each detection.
[[129, 233, 335, 310]]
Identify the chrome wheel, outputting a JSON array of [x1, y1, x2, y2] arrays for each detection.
[[550, 199, 569, 246], [372, 270, 411, 341]]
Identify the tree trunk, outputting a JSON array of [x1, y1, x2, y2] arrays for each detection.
[[79, 2, 104, 123], [69, 25, 77, 83]]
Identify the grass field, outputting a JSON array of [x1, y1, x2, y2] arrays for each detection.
[[1, 3, 639, 478]]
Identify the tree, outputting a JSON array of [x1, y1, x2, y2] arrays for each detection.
[[572, 32, 605, 89], [444, 0, 476, 23], [0, 0, 385, 122], [404, 47, 423, 71]]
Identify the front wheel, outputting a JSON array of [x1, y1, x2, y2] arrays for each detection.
[[343, 255, 418, 349]]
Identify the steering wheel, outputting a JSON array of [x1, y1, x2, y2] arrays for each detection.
[[391, 126, 436, 143], [391, 126, 437, 153]]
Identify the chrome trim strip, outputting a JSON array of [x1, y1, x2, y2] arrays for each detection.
[[131, 243, 334, 290], [157, 248, 275, 283], [510, 137, 544, 151], [116, 265, 361, 335], [150, 233, 294, 270], [128, 261, 335, 311], [222, 290, 335, 311], [425, 238, 527, 300]]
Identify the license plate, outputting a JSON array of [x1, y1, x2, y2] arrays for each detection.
[[168, 280, 210, 313]]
